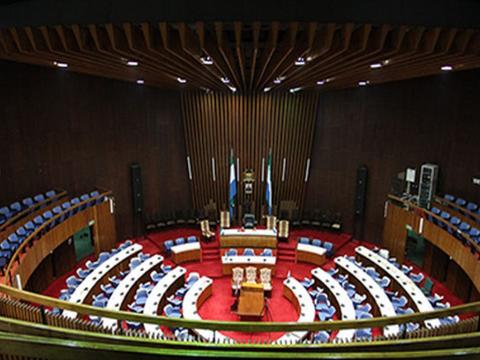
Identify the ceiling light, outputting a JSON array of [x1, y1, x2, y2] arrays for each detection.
[[306, 56, 313, 62], [221, 77, 230, 84], [358, 80, 369, 86], [316, 80, 326, 85], [53, 61, 68, 68], [263, 87, 272, 93], [441, 65, 453, 71], [228, 85, 237, 93], [127, 60, 139, 67], [383, 59, 391, 65], [177, 77, 187, 84], [136, 79, 144, 84], [289, 87, 302, 94], [273, 78, 282, 84], [370, 63, 382, 69], [295, 57, 306, 66], [200, 56, 214, 65]]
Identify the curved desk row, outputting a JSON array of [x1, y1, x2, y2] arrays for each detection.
[[334, 256, 400, 337], [143, 266, 187, 335], [274, 277, 315, 344], [220, 228, 277, 248], [221, 255, 276, 275], [311, 267, 356, 341], [296, 243, 327, 266], [355, 246, 441, 329], [103, 254, 164, 330], [171, 242, 201, 264], [63, 244, 142, 319], [182, 276, 232, 342]]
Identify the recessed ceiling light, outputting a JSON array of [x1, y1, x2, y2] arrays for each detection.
[[289, 87, 302, 94], [221, 77, 230, 84], [294, 57, 306, 66], [136, 79, 144, 84], [273, 78, 282, 84], [228, 85, 237, 93], [316, 80, 326, 85], [127, 60, 139, 67], [441, 65, 453, 71], [306, 56, 313, 62], [358, 81, 369, 86], [263, 87, 272, 92], [177, 77, 187, 84], [53, 61, 68, 68], [200, 56, 214, 65], [370, 63, 382, 69]]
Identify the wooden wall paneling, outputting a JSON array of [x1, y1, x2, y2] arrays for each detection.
[[181, 92, 318, 221], [93, 200, 117, 254]]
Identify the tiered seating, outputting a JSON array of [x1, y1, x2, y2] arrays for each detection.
[[145, 210, 200, 233], [62, 241, 142, 319], [442, 194, 480, 220], [428, 205, 480, 247], [143, 266, 187, 335], [102, 254, 163, 330], [274, 277, 316, 344], [0, 189, 59, 227], [0, 190, 106, 273]]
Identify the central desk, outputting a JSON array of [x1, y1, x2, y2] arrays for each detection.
[[220, 228, 277, 248], [236, 282, 264, 320]]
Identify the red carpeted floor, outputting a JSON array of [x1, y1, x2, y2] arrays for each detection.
[[43, 227, 464, 342]]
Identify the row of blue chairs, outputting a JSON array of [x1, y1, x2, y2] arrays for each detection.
[[443, 194, 479, 217], [0, 191, 104, 271], [429, 207, 480, 246], [164, 236, 199, 254], [225, 248, 273, 257], [0, 190, 57, 226], [298, 237, 335, 256]]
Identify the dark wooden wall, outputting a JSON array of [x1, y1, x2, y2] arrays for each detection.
[[306, 69, 480, 242], [0, 60, 191, 239], [181, 91, 319, 218]]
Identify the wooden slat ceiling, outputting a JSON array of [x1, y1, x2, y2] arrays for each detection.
[[1, 22, 479, 92]]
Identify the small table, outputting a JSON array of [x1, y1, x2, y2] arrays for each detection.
[[236, 282, 264, 320]]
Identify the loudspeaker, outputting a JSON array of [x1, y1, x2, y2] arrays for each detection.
[[130, 163, 144, 213], [354, 165, 368, 217]]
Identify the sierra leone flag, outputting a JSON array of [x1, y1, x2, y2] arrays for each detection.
[[266, 149, 273, 215], [229, 150, 237, 219]]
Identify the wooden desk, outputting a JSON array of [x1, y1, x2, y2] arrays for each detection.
[[296, 243, 327, 266], [237, 282, 264, 320], [171, 242, 201, 264], [220, 228, 277, 248]]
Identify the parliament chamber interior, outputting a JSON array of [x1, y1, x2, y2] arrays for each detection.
[[1, 1, 480, 359]]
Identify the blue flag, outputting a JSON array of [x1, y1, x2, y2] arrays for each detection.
[[229, 150, 237, 219], [266, 150, 273, 215]]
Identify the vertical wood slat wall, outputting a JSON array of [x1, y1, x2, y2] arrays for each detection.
[[181, 91, 319, 217]]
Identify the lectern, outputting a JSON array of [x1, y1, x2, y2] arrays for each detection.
[[236, 282, 264, 320]]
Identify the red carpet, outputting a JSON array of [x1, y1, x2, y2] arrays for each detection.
[[42, 227, 465, 341]]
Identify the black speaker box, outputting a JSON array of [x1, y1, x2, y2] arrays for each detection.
[[130, 163, 144, 213], [354, 165, 368, 217]]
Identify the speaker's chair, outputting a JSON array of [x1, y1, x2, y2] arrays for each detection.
[[220, 210, 231, 228]]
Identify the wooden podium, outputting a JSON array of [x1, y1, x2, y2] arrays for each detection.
[[236, 282, 264, 320]]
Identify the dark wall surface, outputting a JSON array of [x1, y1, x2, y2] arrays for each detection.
[[0, 61, 191, 239], [305, 69, 480, 242]]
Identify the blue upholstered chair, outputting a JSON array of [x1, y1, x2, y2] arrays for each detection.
[[355, 328, 372, 339], [301, 277, 314, 289], [327, 268, 338, 277], [467, 202, 478, 212], [313, 331, 330, 343], [243, 248, 255, 256], [167, 295, 183, 307], [311, 239, 322, 247], [444, 194, 455, 202], [161, 264, 172, 273], [129, 257, 141, 270], [391, 295, 408, 308], [45, 190, 56, 198], [409, 272, 424, 284], [76, 268, 90, 279], [98, 252, 110, 263], [8, 233, 21, 248], [355, 303, 372, 313], [100, 283, 115, 296], [186, 272, 200, 288], [164, 240, 174, 255], [187, 236, 197, 243], [298, 237, 309, 244], [22, 197, 34, 209], [455, 198, 467, 207], [9, 202, 21, 213], [34, 194, 46, 203], [226, 248, 237, 257], [150, 270, 164, 283], [323, 241, 334, 256], [261, 248, 273, 256], [174, 328, 190, 341], [175, 237, 185, 246], [33, 215, 44, 227], [164, 304, 182, 318]]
